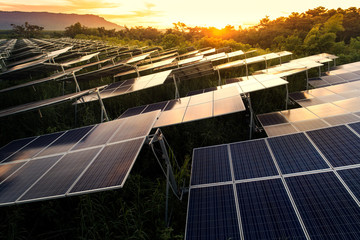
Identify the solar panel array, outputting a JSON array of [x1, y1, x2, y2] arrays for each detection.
[[186, 121, 360, 239], [76, 70, 172, 103], [119, 85, 246, 127], [257, 80, 360, 136], [309, 61, 360, 87], [0, 110, 160, 206]]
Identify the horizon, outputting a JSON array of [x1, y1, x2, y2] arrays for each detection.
[[0, 1, 359, 29]]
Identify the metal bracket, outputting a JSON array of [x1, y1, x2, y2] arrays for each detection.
[[172, 74, 180, 99], [95, 89, 109, 122]]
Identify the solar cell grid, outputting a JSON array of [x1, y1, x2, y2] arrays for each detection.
[[0, 155, 62, 205], [307, 125, 360, 167], [186, 185, 241, 240], [349, 122, 360, 134], [230, 139, 278, 180], [267, 133, 328, 174], [338, 167, 360, 201], [3, 132, 64, 162], [286, 172, 360, 239], [18, 147, 101, 201], [0, 136, 37, 162], [257, 112, 288, 126], [69, 137, 145, 194], [263, 124, 299, 137], [191, 145, 231, 186], [322, 114, 360, 126], [236, 179, 306, 240]]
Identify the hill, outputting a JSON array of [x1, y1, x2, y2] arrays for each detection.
[[0, 11, 124, 30]]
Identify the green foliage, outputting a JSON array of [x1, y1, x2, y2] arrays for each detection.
[[11, 22, 44, 38]]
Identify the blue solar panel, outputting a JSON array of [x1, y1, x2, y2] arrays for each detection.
[[19, 147, 102, 201], [191, 145, 231, 186], [307, 126, 360, 167], [0, 155, 62, 205], [268, 133, 329, 174], [36, 126, 94, 157], [236, 179, 306, 240], [3, 132, 64, 162], [286, 172, 360, 239], [349, 121, 360, 134], [338, 167, 360, 201], [0, 136, 36, 162], [230, 139, 278, 180], [186, 184, 241, 240]]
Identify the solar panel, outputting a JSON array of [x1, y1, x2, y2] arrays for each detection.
[[285, 172, 360, 239], [236, 179, 306, 240], [69, 138, 146, 194], [183, 102, 213, 123], [185, 184, 241, 240], [257, 112, 288, 126], [0, 89, 94, 118], [280, 108, 318, 122], [338, 167, 360, 200], [349, 122, 360, 134], [2, 132, 64, 162], [333, 97, 360, 112], [0, 155, 62, 205], [267, 133, 328, 174], [307, 125, 360, 167], [18, 147, 101, 202], [322, 114, 360, 126], [291, 119, 330, 132], [0, 136, 37, 162], [0, 110, 159, 206], [307, 103, 349, 118], [230, 139, 278, 180], [263, 124, 299, 137], [191, 145, 231, 186]]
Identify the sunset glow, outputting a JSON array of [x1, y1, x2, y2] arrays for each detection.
[[0, 0, 359, 29]]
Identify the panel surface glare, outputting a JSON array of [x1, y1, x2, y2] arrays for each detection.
[[191, 145, 231, 185], [307, 125, 360, 167], [268, 133, 328, 174], [286, 172, 360, 239], [236, 179, 306, 240], [230, 139, 278, 180], [186, 185, 241, 240]]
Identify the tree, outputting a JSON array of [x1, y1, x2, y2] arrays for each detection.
[[11, 22, 44, 38]]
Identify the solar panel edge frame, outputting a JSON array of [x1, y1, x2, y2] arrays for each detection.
[[263, 138, 312, 239]]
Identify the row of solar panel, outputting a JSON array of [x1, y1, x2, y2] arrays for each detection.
[[257, 80, 360, 136], [0, 111, 159, 206], [186, 122, 360, 239], [119, 85, 246, 128], [309, 61, 360, 87]]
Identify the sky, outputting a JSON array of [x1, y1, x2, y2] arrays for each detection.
[[1, 0, 359, 29]]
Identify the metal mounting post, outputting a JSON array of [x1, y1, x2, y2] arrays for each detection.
[[96, 89, 109, 122], [305, 70, 309, 90], [319, 66, 322, 78], [285, 83, 289, 110], [72, 72, 81, 93], [172, 75, 180, 99], [217, 69, 222, 86], [246, 93, 254, 139], [148, 128, 181, 226]]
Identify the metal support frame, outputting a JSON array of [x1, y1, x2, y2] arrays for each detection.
[[172, 74, 180, 99], [95, 89, 109, 122], [305, 70, 309, 90], [147, 128, 182, 226], [245, 93, 254, 139], [72, 72, 81, 93], [285, 82, 289, 110], [319, 66, 322, 78], [217, 69, 222, 86]]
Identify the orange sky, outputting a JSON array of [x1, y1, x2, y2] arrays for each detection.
[[1, 0, 359, 29]]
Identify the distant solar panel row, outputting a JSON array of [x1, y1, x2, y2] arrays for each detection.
[[309, 61, 360, 87], [186, 122, 360, 239], [258, 80, 360, 136], [0, 110, 159, 206]]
